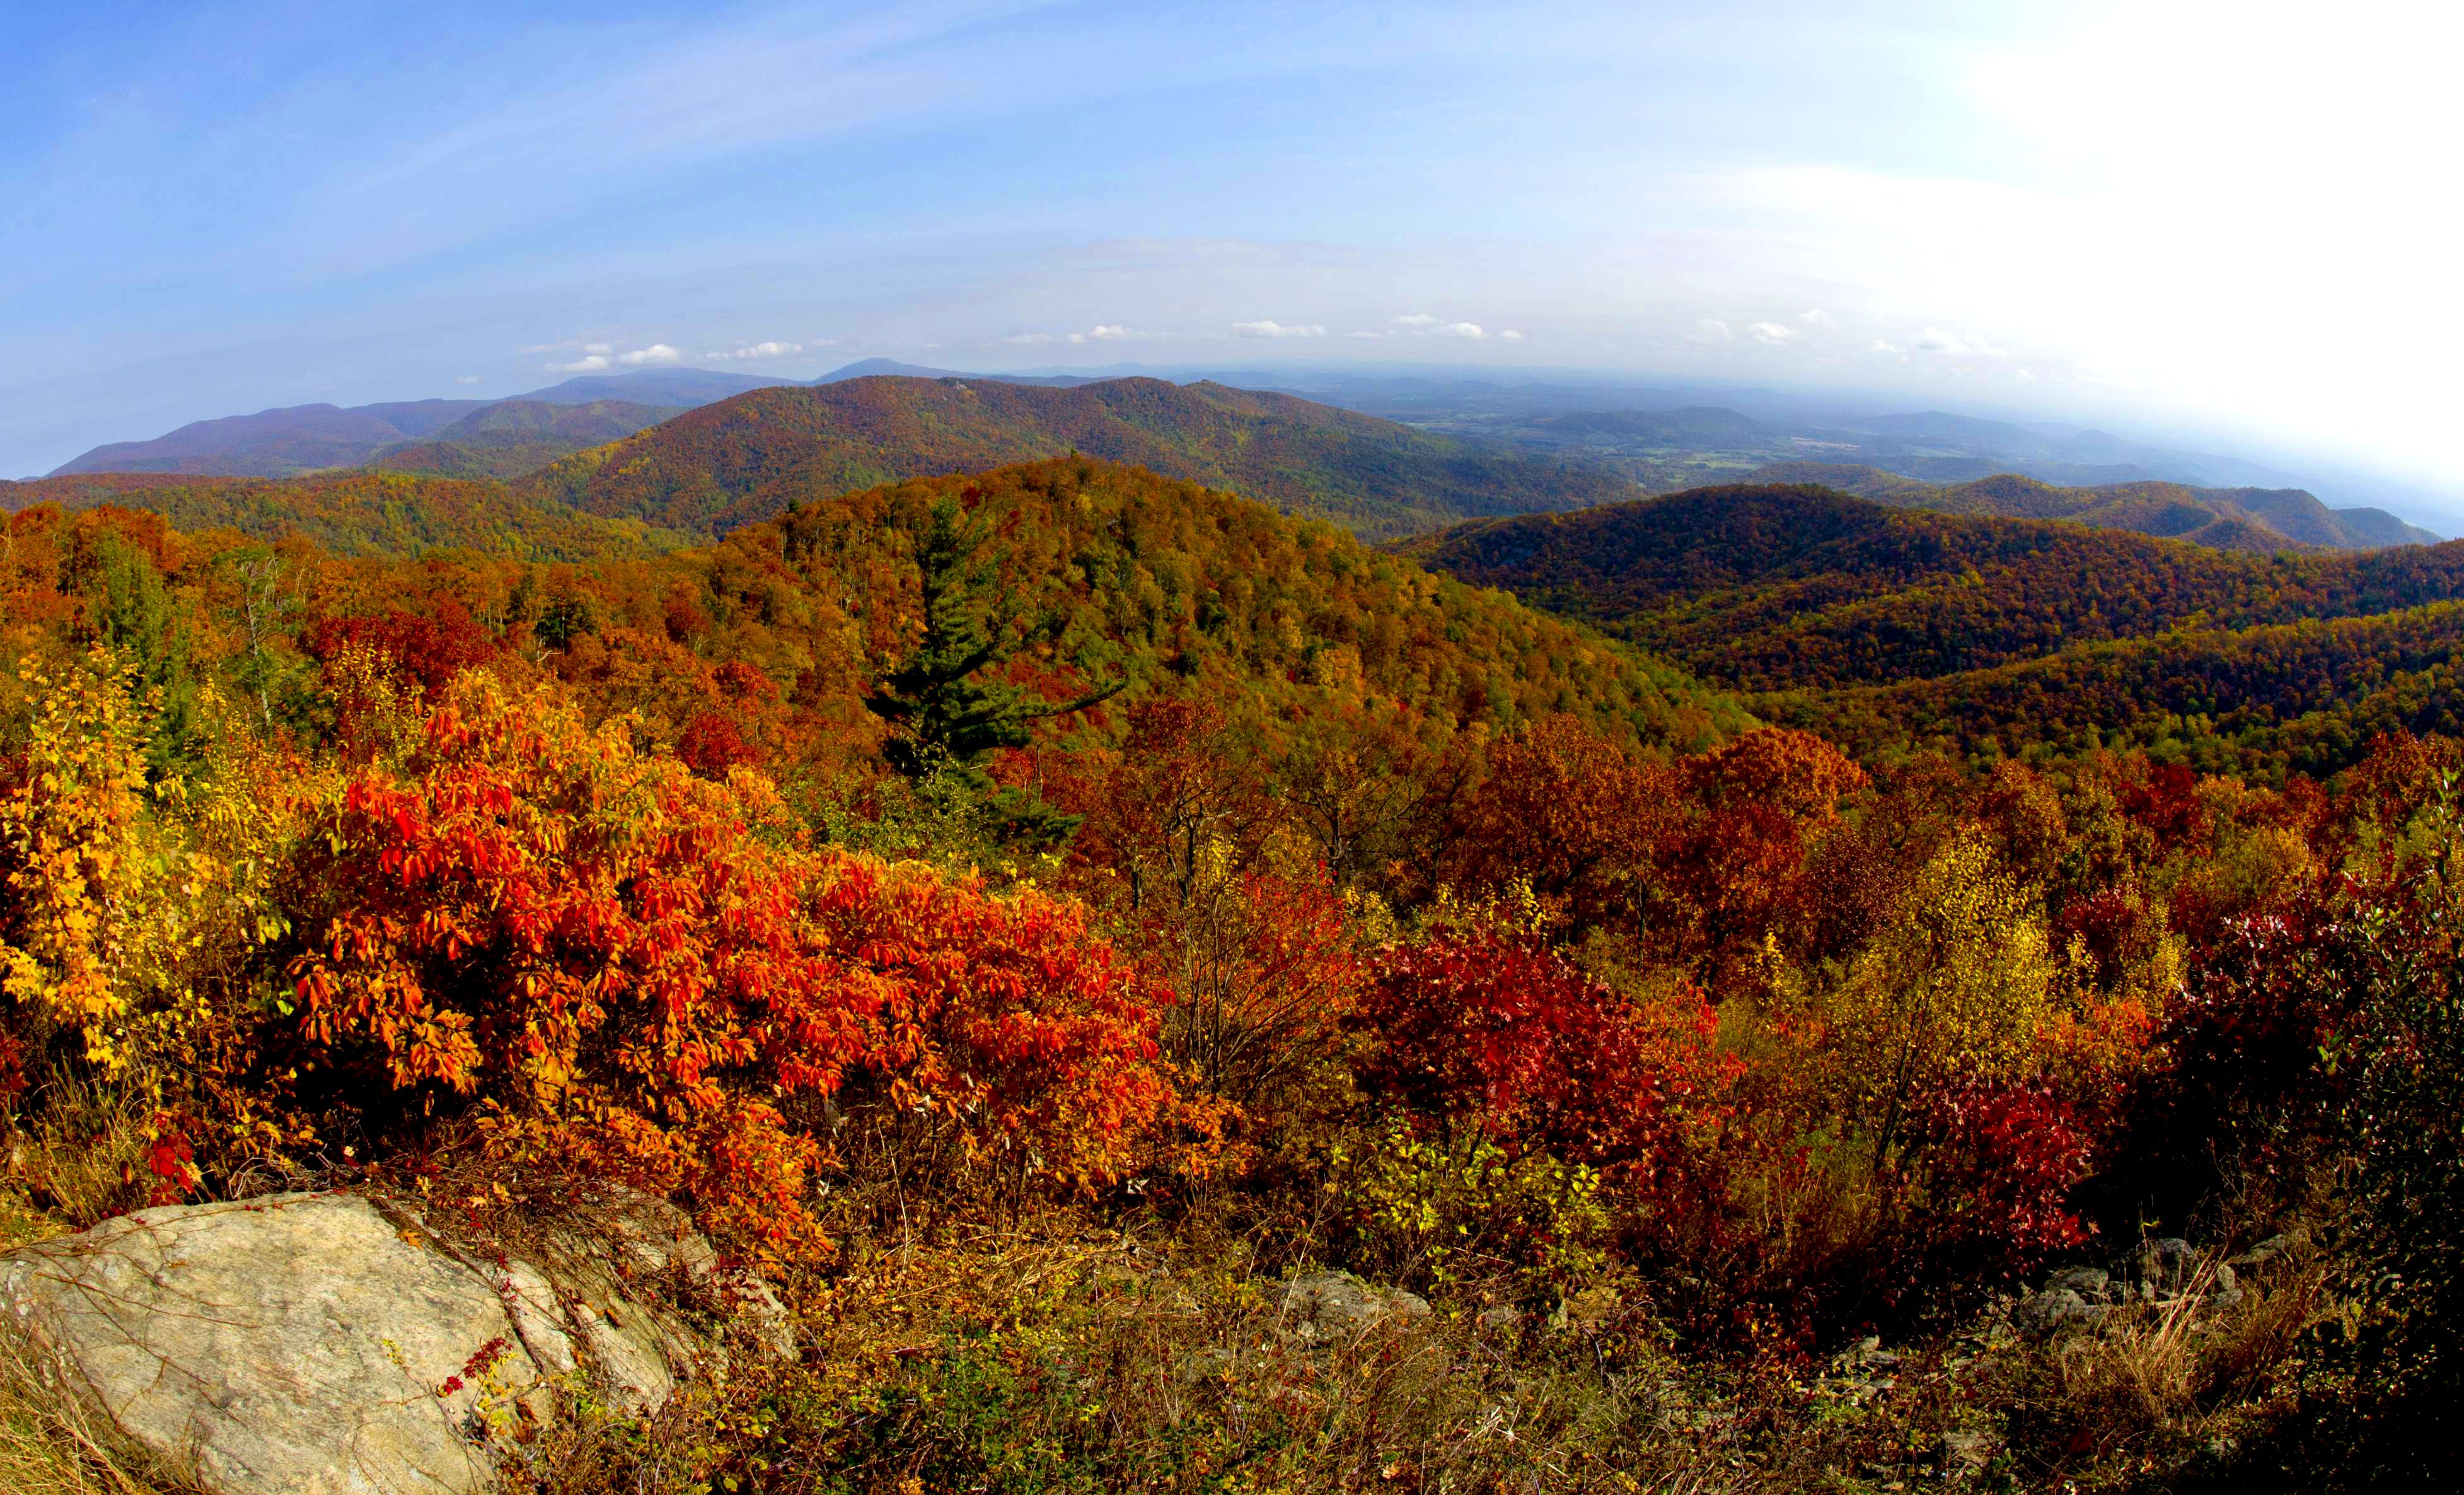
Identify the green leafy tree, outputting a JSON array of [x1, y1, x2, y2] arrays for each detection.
[[866, 494, 1121, 846]]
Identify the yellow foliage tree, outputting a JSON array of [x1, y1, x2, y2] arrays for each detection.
[[1783, 829, 2071, 1174], [0, 653, 172, 1069]]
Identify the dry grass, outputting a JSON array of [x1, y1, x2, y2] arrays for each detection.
[[497, 1225, 1775, 1495], [4, 1071, 160, 1240], [0, 1323, 206, 1495], [1996, 1248, 2332, 1490]]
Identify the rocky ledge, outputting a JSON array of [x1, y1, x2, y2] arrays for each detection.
[[0, 1190, 782, 1495]]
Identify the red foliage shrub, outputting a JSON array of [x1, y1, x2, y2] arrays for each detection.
[[310, 601, 502, 692], [1911, 1081, 2093, 1279], [712, 660, 776, 704], [282, 673, 1184, 1260], [662, 589, 712, 643], [677, 710, 763, 777], [1356, 929, 1735, 1204], [2119, 763, 2208, 849]]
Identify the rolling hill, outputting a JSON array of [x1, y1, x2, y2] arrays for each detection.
[[516, 375, 1644, 540], [1, 468, 681, 561], [1749, 462, 2436, 552], [367, 400, 685, 480], [1404, 481, 2464, 776], [49, 400, 496, 478], [44, 363, 1129, 480]]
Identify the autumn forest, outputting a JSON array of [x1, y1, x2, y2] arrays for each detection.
[[3, 402, 2462, 1492]]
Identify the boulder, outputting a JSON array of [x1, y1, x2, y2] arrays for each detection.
[[2044, 1265, 2111, 1303], [1262, 1271, 1432, 1341], [0, 1190, 775, 1495], [2228, 1233, 2298, 1273], [1940, 1428, 1998, 1475], [2139, 1236, 2195, 1295], [2013, 1287, 2102, 1337]]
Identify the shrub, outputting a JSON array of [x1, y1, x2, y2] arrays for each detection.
[[279, 671, 1185, 1259], [1355, 926, 1736, 1250]]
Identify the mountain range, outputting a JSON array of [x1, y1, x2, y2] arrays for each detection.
[[513, 375, 1638, 539], [1403, 481, 2464, 775], [42, 361, 1112, 482], [1745, 462, 2434, 552], [39, 359, 2448, 553]]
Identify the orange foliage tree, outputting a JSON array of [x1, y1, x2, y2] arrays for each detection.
[[1453, 716, 1661, 933], [279, 672, 1183, 1260]]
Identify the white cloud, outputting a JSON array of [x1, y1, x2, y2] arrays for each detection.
[[707, 339, 806, 360], [1346, 330, 1385, 340], [455, 375, 480, 384], [1382, 313, 1485, 337], [546, 354, 610, 373], [1686, 318, 1734, 346], [2015, 368, 2039, 383], [1871, 339, 1900, 353], [1027, 325, 1133, 345], [584, 343, 613, 356], [1913, 327, 2004, 357], [1800, 308, 1836, 327], [1500, 329, 1525, 341], [617, 343, 682, 366], [1749, 320, 1801, 344], [1231, 320, 1327, 339]]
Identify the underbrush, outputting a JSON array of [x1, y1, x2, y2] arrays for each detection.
[[475, 1210, 2342, 1495]]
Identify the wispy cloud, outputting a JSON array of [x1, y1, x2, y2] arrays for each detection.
[[1686, 318, 1734, 346], [618, 343, 682, 366], [1500, 329, 1525, 341], [1231, 320, 1327, 339], [546, 354, 610, 373], [1390, 313, 1485, 338], [705, 339, 814, 360], [1913, 327, 2004, 357], [1749, 320, 1800, 344]]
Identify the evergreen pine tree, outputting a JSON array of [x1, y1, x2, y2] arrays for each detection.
[[866, 494, 1122, 846]]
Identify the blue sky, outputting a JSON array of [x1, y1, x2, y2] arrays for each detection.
[[4, 0, 2458, 492]]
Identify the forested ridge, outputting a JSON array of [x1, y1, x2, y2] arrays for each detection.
[[1749, 462, 2436, 551], [516, 374, 1640, 540], [2, 467, 683, 561], [3, 457, 2460, 1491], [1413, 482, 2464, 778]]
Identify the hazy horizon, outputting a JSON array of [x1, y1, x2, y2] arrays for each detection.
[[6, 0, 2460, 501]]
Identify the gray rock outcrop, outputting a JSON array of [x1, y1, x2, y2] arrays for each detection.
[[0, 1190, 775, 1495], [1262, 1270, 1432, 1341]]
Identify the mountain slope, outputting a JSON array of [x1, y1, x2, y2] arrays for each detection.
[[50, 402, 495, 478], [518, 375, 1641, 540], [1406, 481, 2464, 777], [1402, 483, 2464, 691], [3, 469, 680, 560], [367, 400, 686, 480], [47, 372, 771, 479], [512, 368, 784, 406], [666, 455, 1750, 755], [1748, 462, 2436, 552]]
